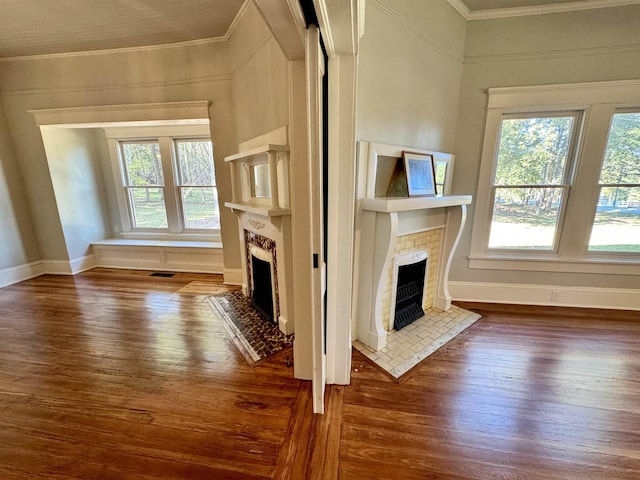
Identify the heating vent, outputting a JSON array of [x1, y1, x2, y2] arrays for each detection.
[[150, 272, 175, 277], [394, 303, 424, 330]]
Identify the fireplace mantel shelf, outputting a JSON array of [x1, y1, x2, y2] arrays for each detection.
[[225, 201, 291, 218], [361, 195, 471, 213]]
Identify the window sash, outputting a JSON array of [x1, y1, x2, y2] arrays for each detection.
[[116, 136, 219, 233], [484, 112, 580, 253], [487, 185, 570, 252]]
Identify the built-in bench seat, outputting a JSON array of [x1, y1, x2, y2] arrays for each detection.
[[91, 238, 224, 273]]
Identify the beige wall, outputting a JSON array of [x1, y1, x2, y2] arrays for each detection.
[[228, 3, 290, 145], [452, 5, 640, 289], [0, 100, 40, 269], [40, 127, 110, 259], [0, 2, 295, 274], [357, 0, 466, 152]]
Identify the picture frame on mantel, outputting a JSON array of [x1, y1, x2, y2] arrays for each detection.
[[403, 151, 437, 197]]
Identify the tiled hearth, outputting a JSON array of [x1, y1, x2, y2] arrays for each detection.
[[354, 305, 480, 378], [206, 290, 293, 365]]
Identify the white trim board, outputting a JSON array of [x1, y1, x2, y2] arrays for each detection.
[[223, 268, 243, 286], [450, 281, 640, 311], [0, 261, 45, 288], [43, 254, 97, 275]]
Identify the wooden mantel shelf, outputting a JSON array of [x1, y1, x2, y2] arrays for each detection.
[[361, 195, 472, 213], [224, 144, 289, 162], [225, 201, 291, 217]]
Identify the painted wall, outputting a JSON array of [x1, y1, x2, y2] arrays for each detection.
[[0, 39, 240, 268], [40, 127, 110, 260], [0, 101, 40, 270], [357, 0, 466, 152], [452, 5, 640, 289], [228, 2, 290, 145]]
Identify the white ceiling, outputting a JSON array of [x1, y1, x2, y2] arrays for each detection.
[[0, 0, 245, 59]]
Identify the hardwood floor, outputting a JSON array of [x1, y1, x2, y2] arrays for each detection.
[[0, 269, 638, 479]]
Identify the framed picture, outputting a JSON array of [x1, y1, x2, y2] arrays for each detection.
[[403, 151, 437, 196]]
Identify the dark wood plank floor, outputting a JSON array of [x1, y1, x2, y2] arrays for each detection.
[[0, 269, 638, 479]]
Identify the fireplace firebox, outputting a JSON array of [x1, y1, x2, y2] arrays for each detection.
[[251, 255, 275, 322], [394, 259, 426, 329]]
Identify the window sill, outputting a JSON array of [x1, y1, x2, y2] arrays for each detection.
[[468, 254, 640, 276]]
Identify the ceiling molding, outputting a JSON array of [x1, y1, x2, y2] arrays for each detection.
[[446, 0, 640, 20], [223, 0, 252, 40], [446, 0, 471, 20]]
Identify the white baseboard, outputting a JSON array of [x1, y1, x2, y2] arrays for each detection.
[[450, 281, 640, 311], [223, 268, 243, 285], [43, 254, 96, 275], [92, 243, 224, 273], [0, 261, 45, 288]]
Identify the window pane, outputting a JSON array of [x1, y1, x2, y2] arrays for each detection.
[[122, 143, 163, 186], [588, 187, 640, 252], [495, 116, 574, 186], [599, 113, 640, 185], [181, 187, 220, 229], [129, 187, 167, 228], [176, 140, 215, 186], [489, 187, 563, 250]]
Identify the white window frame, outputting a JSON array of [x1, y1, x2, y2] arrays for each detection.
[[469, 80, 640, 276], [486, 111, 582, 253], [588, 108, 640, 253], [105, 124, 220, 241]]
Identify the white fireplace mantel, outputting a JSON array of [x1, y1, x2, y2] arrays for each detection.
[[224, 128, 294, 335], [361, 195, 471, 213], [354, 141, 472, 351]]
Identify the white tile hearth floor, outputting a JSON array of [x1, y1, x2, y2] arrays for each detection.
[[353, 305, 481, 379]]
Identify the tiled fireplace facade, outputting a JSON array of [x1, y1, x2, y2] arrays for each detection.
[[244, 230, 280, 321], [381, 228, 442, 331]]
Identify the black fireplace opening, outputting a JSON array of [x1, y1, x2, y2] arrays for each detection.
[[251, 255, 275, 323], [394, 259, 427, 330]]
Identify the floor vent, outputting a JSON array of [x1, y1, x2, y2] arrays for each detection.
[[150, 272, 175, 277]]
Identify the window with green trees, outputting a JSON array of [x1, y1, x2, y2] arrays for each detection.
[[175, 140, 220, 230], [118, 137, 219, 232], [121, 141, 167, 229], [588, 111, 640, 253], [488, 113, 580, 250]]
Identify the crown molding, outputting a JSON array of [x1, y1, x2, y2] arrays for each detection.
[[224, 0, 252, 40], [446, 0, 640, 20], [446, 0, 471, 20]]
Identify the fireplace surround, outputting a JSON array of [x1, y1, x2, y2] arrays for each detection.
[[225, 129, 294, 335], [354, 141, 472, 351]]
